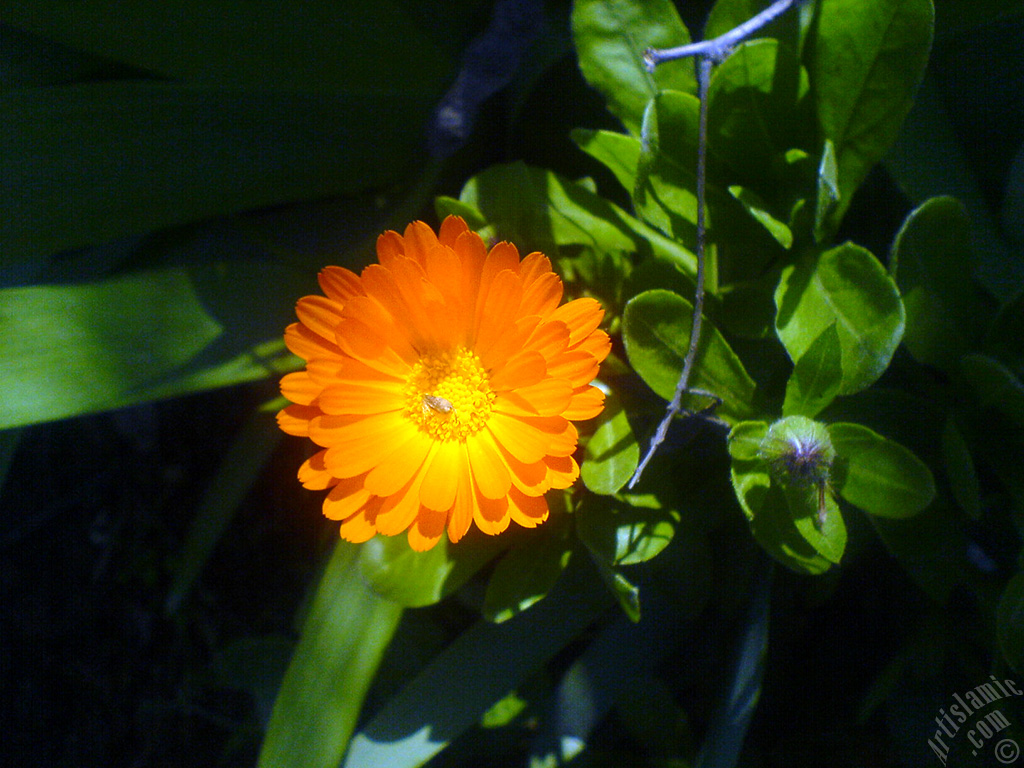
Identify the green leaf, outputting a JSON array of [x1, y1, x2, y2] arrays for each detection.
[[633, 91, 700, 243], [259, 541, 404, 768], [775, 243, 905, 395], [590, 557, 642, 623], [343, 563, 610, 768], [359, 533, 501, 609], [2, 1, 455, 95], [582, 390, 639, 495], [459, 161, 697, 279], [782, 482, 846, 564], [941, 416, 982, 520], [571, 0, 696, 135], [2, 82, 429, 264], [729, 185, 794, 249], [571, 128, 641, 196], [886, 77, 1024, 301], [810, 0, 934, 225], [890, 196, 981, 372], [782, 323, 843, 418], [814, 138, 840, 243], [828, 422, 936, 518], [997, 571, 1024, 673], [960, 354, 1024, 430], [708, 39, 813, 184], [576, 494, 679, 567], [483, 516, 573, 623], [985, 290, 1024, 375], [623, 290, 757, 424], [728, 422, 833, 574], [0, 265, 304, 429]]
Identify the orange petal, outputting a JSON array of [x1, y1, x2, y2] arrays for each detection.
[[419, 439, 462, 511], [277, 404, 319, 437], [323, 474, 374, 520], [473, 491, 510, 535], [544, 454, 579, 489], [319, 266, 363, 303], [375, 470, 428, 536], [510, 378, 573, 416], [376, 230, 405, 268], [523, 320, 569, 360], [298, 450, 336, 490], [447, 452, 476, 543], [493, 439, 551, 495], [284, 321, 341, 360], [339, 502, 381, 543], [479, 316, 540, 373], [474, 269, 523, 356], [507, 486, 549, 528], [335, 315, 413, 378], [466, 430, 512, 499], [438, 215, 470, 247], [363, 430, 434, 497], [318, 412, 412, 476], [486, 412, 566, 465], [318, 380, 405, 416], [407, 507, 446, 551], [549, 297, 604, 345], [402, 220, 441, 268], [562, 385, 606, 420], [489, 350, 547, 391], [574, 328, 611, 360], [296, 295, 344, 343], [520, 271, 563, 318], [280, 371, 322, 406], [546, 350, 600, 386]]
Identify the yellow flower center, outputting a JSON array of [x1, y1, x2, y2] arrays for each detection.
[[405, 347, 494, 442]]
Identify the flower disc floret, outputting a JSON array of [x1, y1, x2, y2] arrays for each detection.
[[277, 216, 610, 551]]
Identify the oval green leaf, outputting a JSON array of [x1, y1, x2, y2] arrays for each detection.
[[623, 289, 757, 424], [571, 0, 696, 135], [582, 390, 639, 495], [828, 422, 936, 518], [810, 0, 934, 225], [775, 243, 905, 395]]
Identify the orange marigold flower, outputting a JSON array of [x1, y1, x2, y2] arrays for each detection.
[[277, 216, 611, 551]]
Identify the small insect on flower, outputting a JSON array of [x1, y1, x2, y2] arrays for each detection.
[[422, 394, 455, 418]]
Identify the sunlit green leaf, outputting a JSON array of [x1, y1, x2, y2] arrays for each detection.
[[590, 557, 641, 623], [783, 323, 843, 418], [359, 533, 500, 609], [582, 390, 639, 495], [729, 185, 794, 249], [623, 289, 757, 424], [571, 128, 641, 195], [571, 0, 696, 135], [576, 494, 678, 567], [458, 161, 697, 278], [343, 564, 610, 768], [0, 266, 305, 429], [810, 0, 933, 225], [260, 541, 404, 768], [483, 517, 573, 623], [828, 422, 936, 518], [2, 82, 430, 264], [814, 138, 840, 243], [775, 243, 904, 395]]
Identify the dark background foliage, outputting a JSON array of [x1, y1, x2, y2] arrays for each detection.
[[2, 1, 1023, 766]]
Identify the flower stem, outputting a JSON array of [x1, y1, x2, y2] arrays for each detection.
[[630, 0, 803, 487]]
